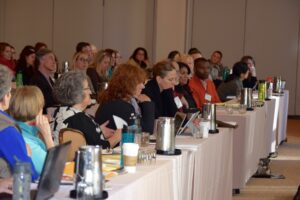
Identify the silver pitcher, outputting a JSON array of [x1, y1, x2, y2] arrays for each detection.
[[240, 88, 253, 110], [202, 103, 219, 134], [74, 145, 104, 199], [155, 117, 175, 154]]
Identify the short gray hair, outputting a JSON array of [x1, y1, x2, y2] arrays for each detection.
[[0, 65, 12, 100], [53, 71, 87, 106]]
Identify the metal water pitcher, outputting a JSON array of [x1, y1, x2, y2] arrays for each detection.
[[74, 146, 104, 199], [202, 103, 219, 134], [155, 117, 175, 154], [240, 88, 254, 111]]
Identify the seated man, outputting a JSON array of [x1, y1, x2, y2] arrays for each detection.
[[189, 58, 220, 110], [0, 65, 38, 180], [30, 48, 57, 112]]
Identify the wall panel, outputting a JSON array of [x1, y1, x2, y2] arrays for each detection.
[[103, 0, 154, 63], [192, 0, 246, 67], [53, 0, 104, 64], [244, 0, 300, 115], [2, 0, 53, 54]]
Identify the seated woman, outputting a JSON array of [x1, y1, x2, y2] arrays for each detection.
[[142, 61, 179, 119], [128, 47, 150, 69], [9, 86, 54, 174], [217, 61, 249, 102], [95, 64, 155, 133], [72, 51, 96, 95], [86, 50, 111, 95], [0, 65, 38, 180], [241, 55, 258, 89], [15, 45, 36, 85], [52, 71, 120, 148], [175, 62, 197, 110]]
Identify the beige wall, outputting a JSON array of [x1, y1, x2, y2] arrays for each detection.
[[244, 0, 300, 115], [0, 0, 5, 42], [191, 0, 246, 66], [191, 0, 300, 115], [53, 0, 104, 65], [102, 0, 154, 63], [153, 0, 186, 61], [1, 0, 53, 53]]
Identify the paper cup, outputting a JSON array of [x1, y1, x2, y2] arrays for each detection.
[[200, 121, 209, 138], [123, 143, 139, 173]]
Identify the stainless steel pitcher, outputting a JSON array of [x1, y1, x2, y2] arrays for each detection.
[[75, 145, 104, 199], [155, 117, 175, 154], [240, 88, 253, 110], [202, 103, 218, 134]]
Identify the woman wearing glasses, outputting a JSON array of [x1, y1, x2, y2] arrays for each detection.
[[52, 71, 120, 148], [72, 51, 95, 95]]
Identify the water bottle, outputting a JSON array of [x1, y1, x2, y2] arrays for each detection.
[[258, 80, 266, 101], [62, 61, 69, 73], [13, 162, 31, 200], [120, 126, 135, 167], [16, 71, 23, 87]]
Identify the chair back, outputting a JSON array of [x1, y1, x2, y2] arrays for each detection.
[[59, 128, 86, 161]]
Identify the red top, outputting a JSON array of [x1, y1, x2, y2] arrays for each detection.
[[188, 76, 220, 110], [0, 56, 16, 73]]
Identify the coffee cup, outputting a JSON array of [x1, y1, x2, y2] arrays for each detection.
[[123, 143, 139, 173]]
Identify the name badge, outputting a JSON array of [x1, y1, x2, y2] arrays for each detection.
[[174, 96, 183, 109], [205, 93, 212, 102]]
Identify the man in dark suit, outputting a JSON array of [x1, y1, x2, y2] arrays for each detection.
[[30, 48, 57, 112]]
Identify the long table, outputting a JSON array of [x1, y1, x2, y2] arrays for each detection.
[[52, 128, 233, 200], [217, 104, 269, 190], [216, 90, 289, 190]]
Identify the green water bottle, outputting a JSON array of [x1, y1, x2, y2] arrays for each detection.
[[222, 67, 229, 81], [16, 71, 23, 87], [258, 80, 266, 101]]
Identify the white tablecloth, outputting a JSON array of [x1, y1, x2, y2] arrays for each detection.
[[264, 99, 278, 153], [52, 129, 233, 200], [217, 106, 268, 190], [274, 90, 289, 144], [176, 128, 233, 200]]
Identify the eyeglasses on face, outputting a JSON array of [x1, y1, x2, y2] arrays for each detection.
[[78, 57, 89, 63]]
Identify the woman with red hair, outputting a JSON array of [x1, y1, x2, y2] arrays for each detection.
[[95, 64, 155, 134]]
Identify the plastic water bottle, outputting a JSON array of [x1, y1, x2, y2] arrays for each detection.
[[13, 162, 31, 200], [16, 71, 23, 87]]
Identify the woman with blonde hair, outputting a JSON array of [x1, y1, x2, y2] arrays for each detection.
[[72, 51, 95, 95], [96, 64, 155, 133], [87, 50, 111, 95], [177, 54, 194, 74], [9, 86, 54, 174]]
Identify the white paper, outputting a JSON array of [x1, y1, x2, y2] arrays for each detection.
[[113, 115, 128, 129]]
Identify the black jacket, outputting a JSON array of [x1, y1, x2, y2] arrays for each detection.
[[142, 79, 177, 119], [29, 70, 56, 112]]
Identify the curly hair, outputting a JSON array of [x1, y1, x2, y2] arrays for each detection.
[[0, 65, 13, 100], [98, 64, 146, 105], [53, 71, 87, 106]]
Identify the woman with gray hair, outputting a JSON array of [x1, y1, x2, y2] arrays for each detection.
[[52, 71, 120, 148]]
